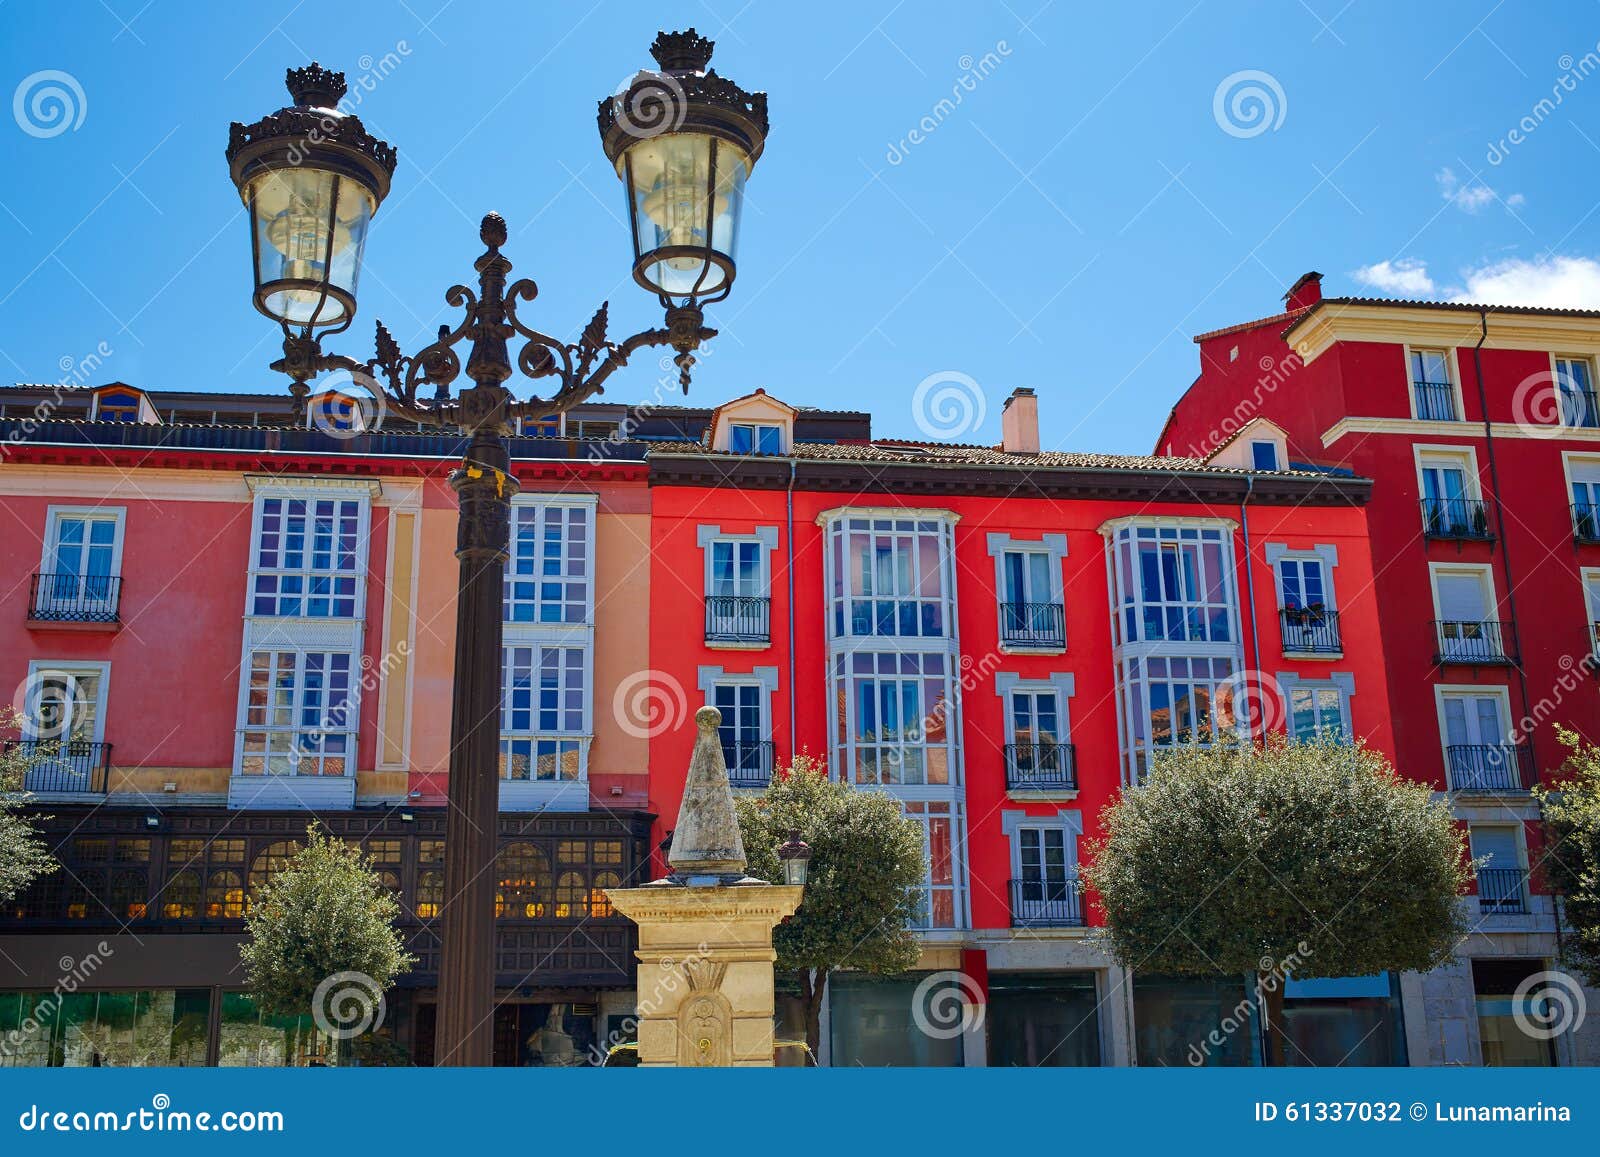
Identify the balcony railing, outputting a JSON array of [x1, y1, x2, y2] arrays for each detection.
[[1560, 387, 1600, 429], [999, 601, 1066, 649], [1433, 620, 1516, 665], [704, 595, 770, 645], [1421, 498, 1494, 542], [1476, 867, 1528, 915], [1413, 381, 1458, 421], [1279, 607, 1341, 654], [1005, 743, 1077, 792], [3, 739, 111, 793], [1446, 744, 1534, 792], [722, 740, 774, 789], [1009, 877, 1085, 928], [28, 573, 121, 623], [1574, 505, 1600, 544]]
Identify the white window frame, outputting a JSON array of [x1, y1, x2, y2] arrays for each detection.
[[729, 421, 785, 455], [1583, 568, 1600, 655], [1101, 518, 1241, 650], [21, 659, 111, 745], [1264, 543, 1338, 612], [903, 797, 967, 933], [1468, 822, 1528, 911], [233, 647, 359, 779], [1428, 561, 1499, 657], [1552, 353, 1599, 429], [39, 505, 127, 581], [1001, 809, 1083, 923], [987, 532, 1068, 652], [1402, 344, 1464, 422], [1562, 453, 1600, 524], [822, 510, 960, 644], [1414, 444, 1482, 507], [1276, 671, 1354, 743], [244, 485, 374, 621], [499, 641, 593, 791], [503, 494, 596, 627], [1249, 440, 1280, 470], [699, 665, 778, 785], [1433, 683, 1516, 789], [697, 525, 777, 598]]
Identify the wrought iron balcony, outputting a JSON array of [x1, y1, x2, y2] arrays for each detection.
[[1574, 505, 1600, 544], [1005, 743, 1077, 792], [1413, 380, 1458, 421], [28, 573, 122, 624], [1421, 498, 1493, 542], [1446, 744, 1534, 792], [1560, 386, 1600, 429], [704, 595, 770, 645], [1433, 620, 1516, 665], [999, 601, 1066, 649], [1279, 606, 1341, 654], [3, 739, 112, 793], [1009, 877, 1085, 928], [722, 740, 774, 789], [1476, 867, 1528, 915]]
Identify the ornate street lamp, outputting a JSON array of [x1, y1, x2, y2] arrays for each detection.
[[225, 30, 767, 1068], [776, 829, 811, 887]]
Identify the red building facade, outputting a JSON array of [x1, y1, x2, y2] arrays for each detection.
[[1161, 273, 1600, 1066], [647, 387, 1397, 1065]]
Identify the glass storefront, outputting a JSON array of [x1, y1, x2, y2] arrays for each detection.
[[987, 972, 1101, 1066], [1473, 959, 1558, 1066], [1135, 975, 1254, 1066], [1281, 975, 1407, 1066], [828, 974, 964, 1067], [0, 989, 211, 1066]]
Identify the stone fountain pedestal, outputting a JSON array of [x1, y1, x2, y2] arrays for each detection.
[[605, 705, 802, 1067]]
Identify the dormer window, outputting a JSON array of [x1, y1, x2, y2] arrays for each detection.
[[730, 422, 783, 455], [89, 385, 158, 424], [1250, 440, 1279, 470]]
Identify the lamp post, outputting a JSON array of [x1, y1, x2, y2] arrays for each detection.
[[225, 29, 767, 1067], [776, 829, 811, 887]]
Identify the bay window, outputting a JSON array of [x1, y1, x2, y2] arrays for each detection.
[[237, 649, 355, 777], [504, 501, 590, 624], [500, 645, 588, 785], [826, 514, 956, 640], [249, 496, 365, 617], [1109, 523, 1235, 646]]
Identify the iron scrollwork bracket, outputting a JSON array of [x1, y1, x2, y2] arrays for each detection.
[[274, 212, 717, 433]]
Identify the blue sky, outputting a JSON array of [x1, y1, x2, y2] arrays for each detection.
[[2, 1, 1598, 453]]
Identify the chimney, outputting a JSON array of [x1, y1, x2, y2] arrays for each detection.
[[1001, 388, 1039, 454], [1284, 271, 1323, 311]]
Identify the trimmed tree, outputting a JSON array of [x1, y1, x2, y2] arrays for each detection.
[[1538, 727, 1600, 986], [0, 711, 56, 906], [1082, 736, 1472, 1065], [239, 824, 415, 1065], [735, 756, 926, 1063]]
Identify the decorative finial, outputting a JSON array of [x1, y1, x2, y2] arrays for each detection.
[[651, 29, 714, 73], [286, 62, 346, 108], [666, 704, 751, 883], [480, 211, 507, 248]]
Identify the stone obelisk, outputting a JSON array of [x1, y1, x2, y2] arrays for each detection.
[[605, 706, 802, 1066]]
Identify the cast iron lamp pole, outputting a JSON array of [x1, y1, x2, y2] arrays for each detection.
[[225, 30, 768, 1067]]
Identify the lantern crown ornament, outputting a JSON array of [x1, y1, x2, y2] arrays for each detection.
[[598, 29, 768, 307], [226, 62, 397, 330]]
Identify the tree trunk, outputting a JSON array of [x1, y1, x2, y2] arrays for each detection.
[[798, 968, 827, 1066], [1258, 970, 1287, 1067]]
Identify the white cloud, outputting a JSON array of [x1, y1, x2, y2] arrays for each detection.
[[1435, 166, 1520, 214], [1351, 258, 1435, 295], [1452, 256, 1600, 308]]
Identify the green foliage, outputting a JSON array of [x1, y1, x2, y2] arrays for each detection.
[[0, 711, 57, 906], [238, 825, 415, 1029], [735, 756, 925, 978], [1537, 728, 1600, 987], [1083, 737, 1472, 980]]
